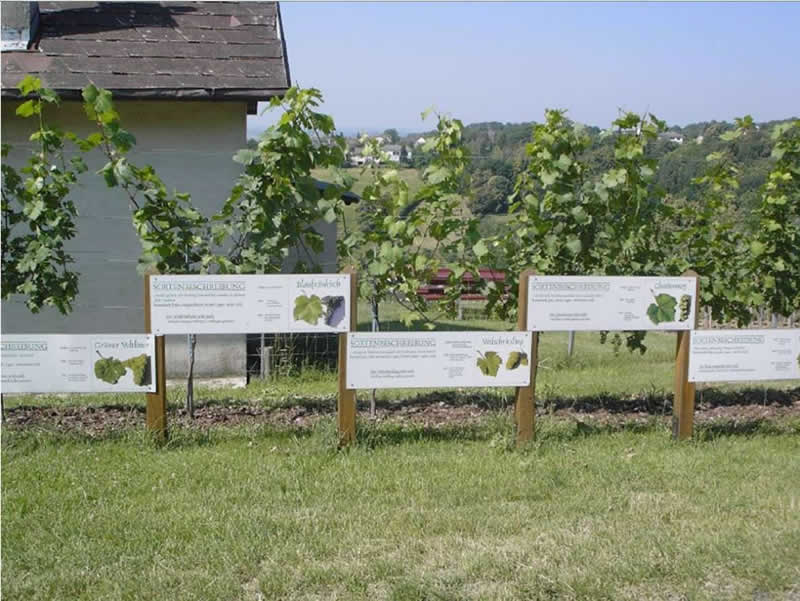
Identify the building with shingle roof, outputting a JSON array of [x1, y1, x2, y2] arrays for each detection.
[[0, 2, 332, 379], [2, 1, 290, 108]]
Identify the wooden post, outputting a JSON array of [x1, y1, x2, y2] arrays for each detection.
[[337, 267, 358, 446], [144, 272, 168, 440], [514, 269, 538, 444], [672, 270, 699, 440]]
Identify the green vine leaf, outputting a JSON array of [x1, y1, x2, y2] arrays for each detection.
[[646, 293, 677, 325], [477, 351, 502, 377], [94, 355, 127, 384], [293, 294, 323, 325]]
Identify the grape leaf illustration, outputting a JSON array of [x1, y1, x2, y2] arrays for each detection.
[[647, 293, 678, 325], [294, 294, 323, 325], [321, 295, 345, 327], [94, 352, 127, 384], [505, 351, 529, 370], [121, 354, 151, 386], [477, 351, 502, 377]]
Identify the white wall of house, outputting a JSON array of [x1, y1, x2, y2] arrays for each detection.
[[2, 99, 338, 378]]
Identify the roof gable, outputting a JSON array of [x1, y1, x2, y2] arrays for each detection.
[[1, 1, 290, 104]]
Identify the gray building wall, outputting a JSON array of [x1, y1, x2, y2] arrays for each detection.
[[2, 99, 337, 378]]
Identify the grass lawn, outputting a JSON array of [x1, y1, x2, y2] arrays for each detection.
[[3, 312, 799, 600], [3, 419, 799, 601]]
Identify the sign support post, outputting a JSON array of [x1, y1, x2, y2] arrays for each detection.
[[672, 270, 699, 440], [144, 272, 167, 440], [515, 269, 538, 445], [337, 267, 358, 446]]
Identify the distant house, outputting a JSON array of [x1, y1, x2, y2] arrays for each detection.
[[384, 144, 402, 162], [347, 142, 411, 166], [660, 131, 685, 144], [0, 2, 341, 378], [414, 137, 427, 146], [347, 146, 368, 166]]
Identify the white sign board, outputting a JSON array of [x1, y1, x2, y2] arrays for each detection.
[[527, 275, 697, 331], [1, 334, 156, 393], [689, 329, 800, 382], [149, 274, 350, 335], [347, 331, 533, 389]]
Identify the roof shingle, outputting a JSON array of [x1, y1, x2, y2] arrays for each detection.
[[1, 1, 290, 102]]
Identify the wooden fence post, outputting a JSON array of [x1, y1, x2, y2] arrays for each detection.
[[144, 272, 167, 440], [515, 269, 538, 445], [338, 267, 358, 446], [672, 270, 699, 440]]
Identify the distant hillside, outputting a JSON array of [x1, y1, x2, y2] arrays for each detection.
[[250, 115, 796, 221], [401, 117, 795, 217]]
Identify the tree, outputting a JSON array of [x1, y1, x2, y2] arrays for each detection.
[[382, 128, 400, 144], [82, 83, 215, 416], [666, 116, 756, 326], [748, 119, 800, 318], [488, 109, 667, 352], [212, 87, 348, 274], [1, 76, 87, 314], [85, 85, 350, 414], [3, 79, 351, 416], [338, 111, 483, 415], [471, 174, 513, 215]]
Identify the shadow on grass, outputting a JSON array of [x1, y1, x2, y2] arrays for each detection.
[[695, 386, 799, 408], [536, 416, 799, 442], [1, 420, 319, 451], [353, 421, 502, 449], [3, 386, 797, 450], [4, 385, 797, 420], [694, 417, 800, 440], [371, 390, 514, 412], [365, 385, 798, 416], [5, 413, 796, 453], [352, 414, 800, 451]]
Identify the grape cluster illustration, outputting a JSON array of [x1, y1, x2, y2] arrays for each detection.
[[321, 295, 345, 327], [124, 354, 150, 386], [505, 351, 529, 370], [679, 294, 692, 322]]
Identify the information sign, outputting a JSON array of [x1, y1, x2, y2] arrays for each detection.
[[149, 274, 350, 335], [527, 275, 697, 331], [347, 331, 533, 389], [1, 334, 156, 393], [689, 329, 800, 382]]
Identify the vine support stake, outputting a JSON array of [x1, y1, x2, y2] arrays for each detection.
[[144, 271, 168, 441], [515, 268, 538, 445], [337, 267, 358, 446], [673, 270, 699, 440]]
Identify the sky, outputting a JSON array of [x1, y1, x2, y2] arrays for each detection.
[[248, 1, 800, 137]]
